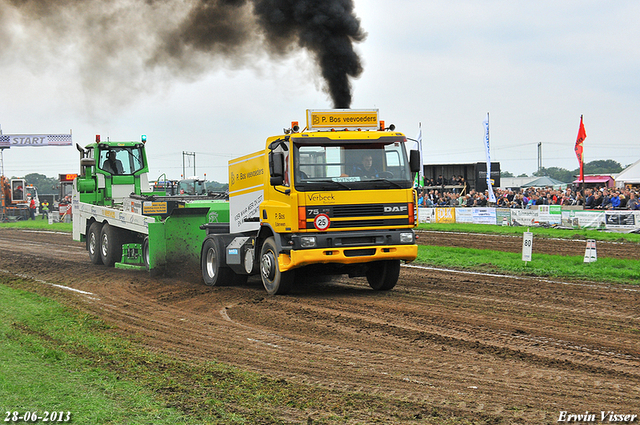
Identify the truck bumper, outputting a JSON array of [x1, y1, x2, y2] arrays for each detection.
[[278, 244, 417, 272]]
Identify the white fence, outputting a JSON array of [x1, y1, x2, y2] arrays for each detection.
[[418, 206, 640, 231]]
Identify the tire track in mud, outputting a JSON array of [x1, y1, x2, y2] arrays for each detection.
[[225, 278, 640, 381], [1, 228, 639, 422]]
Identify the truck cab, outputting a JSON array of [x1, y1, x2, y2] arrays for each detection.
[[177, 177, 208, 196], [75, 136, 151, 206], [202, 109, 421, 295]]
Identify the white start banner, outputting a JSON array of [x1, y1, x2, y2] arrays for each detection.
[[0, 134, 72, 147]]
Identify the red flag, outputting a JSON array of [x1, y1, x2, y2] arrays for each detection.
[[575, 115, 587, 181]]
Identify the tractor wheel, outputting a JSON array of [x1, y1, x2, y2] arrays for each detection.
[[88, 222, 103, 265], [99, 224, 123, 267], [259, 237, 294, 295], [366, 260, 401, 291]]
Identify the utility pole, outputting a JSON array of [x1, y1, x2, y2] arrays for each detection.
[[537, 142, 542, 173], [182, 151, 196, 178]]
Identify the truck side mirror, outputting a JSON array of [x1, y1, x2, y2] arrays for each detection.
[[269, 152, 285, 186], [409, 150, 421, 173]]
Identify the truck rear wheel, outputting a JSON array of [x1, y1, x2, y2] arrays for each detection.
[[88, 222, 103, 265], [99, 224, 123, 267], [260, 237, 294, 295], [366, 260, 401, 291], [201, 237, 235, 286]]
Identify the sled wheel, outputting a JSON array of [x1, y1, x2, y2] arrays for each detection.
[[142, 237, 150, 270]]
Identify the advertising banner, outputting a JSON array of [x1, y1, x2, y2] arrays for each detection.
[[418, 207, 435, 223], [435, 207, 456, 223], [455, 208, 473, 223], [605, 211, 638, 230], [472, 207, 496, 225], [420, 207, 640, 231], [537, 205, 562, 225], [563, 210, 606, 229], [510, 209, 539, 227], [496, 208, 512, 226]]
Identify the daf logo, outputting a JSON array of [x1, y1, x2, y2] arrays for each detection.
[[384, 205, 408, 213]]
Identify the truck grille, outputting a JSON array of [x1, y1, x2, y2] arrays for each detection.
[[332, 204, 383, 217], [304, 203, 410, 230]]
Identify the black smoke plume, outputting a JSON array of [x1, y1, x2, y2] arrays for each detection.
[[0, 0, 366, 108]]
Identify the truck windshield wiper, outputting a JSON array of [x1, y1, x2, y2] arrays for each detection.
[[308, 179, 352, 190]]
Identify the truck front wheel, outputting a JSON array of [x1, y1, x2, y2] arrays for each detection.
[[366, 260, 401, 291], [260, 237, 294, 295], [201, 237, 235, 286], [88, 222, 103, 265], [100, 224, 123, 267]]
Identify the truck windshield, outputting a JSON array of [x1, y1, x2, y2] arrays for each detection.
[[98, 146, 145, 175], [177, 179, 207, 195], [292, 136, 413, 191]]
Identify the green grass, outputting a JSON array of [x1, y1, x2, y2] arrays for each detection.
[[0, 219, 72, 232], [0, 280, 304, 423], [0, 283, 194, 424], [417, 222, 640, 243], [416, 245, 640, 285]]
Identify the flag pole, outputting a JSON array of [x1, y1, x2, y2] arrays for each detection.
[[580, 115, 585, 195], [418, 122, 423, 187], [574, 114, 587, 197]]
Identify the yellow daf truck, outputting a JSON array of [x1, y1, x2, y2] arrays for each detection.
[[201, 109, 420, 294]]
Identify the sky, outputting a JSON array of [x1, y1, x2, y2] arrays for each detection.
[[1, 0, 639, 183]]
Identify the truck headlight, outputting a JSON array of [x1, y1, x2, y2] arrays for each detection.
[[300, 236, 317, 248], [400, 232, 414, 243]]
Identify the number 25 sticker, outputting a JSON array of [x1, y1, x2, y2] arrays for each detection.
[[314, 213, 330, 231]]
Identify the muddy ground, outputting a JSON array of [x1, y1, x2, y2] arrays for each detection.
[[0, 228, 638, 424]]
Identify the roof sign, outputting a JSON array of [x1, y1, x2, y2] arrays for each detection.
[[306, 109, 379, 130]]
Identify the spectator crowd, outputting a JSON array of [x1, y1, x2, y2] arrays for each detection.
[[417, 184, 640, 211]]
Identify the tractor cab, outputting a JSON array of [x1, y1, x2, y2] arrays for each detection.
[[75, 135, 151, 206]]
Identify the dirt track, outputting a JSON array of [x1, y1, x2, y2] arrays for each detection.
[[1, 228, 639, 424]]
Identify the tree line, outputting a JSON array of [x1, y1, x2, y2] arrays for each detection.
[[11, 173, 228, 195], [500, 159, 623, 182]]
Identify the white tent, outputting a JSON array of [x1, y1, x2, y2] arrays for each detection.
[[615, 159, 640, 187]]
